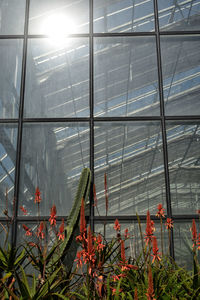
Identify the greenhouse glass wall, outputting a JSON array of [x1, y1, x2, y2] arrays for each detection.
[[0, 0, 200, 267]]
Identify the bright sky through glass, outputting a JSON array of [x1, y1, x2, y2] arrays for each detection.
[[41, 13, 76, 45]]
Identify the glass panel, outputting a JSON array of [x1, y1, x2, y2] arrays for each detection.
[[0, 40, 23, 118], [19, 123, 89, 216], [167, 121, 200, 214], [24, 38, 89, 118], [29, 0, 89, 34], [94, 37, 160, 117], [161, 35, 200, 116], [174, 221, 199, 269], [94, 0, 155, 33], [158, 0, 200, 31], [94, 122, 166, 216], [0, 222, 11, 246], [95, 220, 169, 258], [0, 124, 17, 217], [0, 0, 26, 34]]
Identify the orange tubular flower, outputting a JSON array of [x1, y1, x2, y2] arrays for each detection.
[[197, 233, 200, 250], [151, 220, 156, 232], [146, 266, 156, 300], [74, 250, 83, 269], [124, 228, 130, 238], [87, 226, 95, 257], [121, 240, 126, 262], [134, 288, 138, 300], [49, 205, 57, 226], [37, 221, 45, 239], [165, 218, 173, 230], [114, 219, 121, 232], [96, 234, 105, 252], [156, 203, 165, 218], [23, 224, 32, 236], [57, 219, 65, 241], [119, 240, 138, 272], [191, 219, 197, 248], [34, 187, 41, 204], [151, 236, 161, 263], [145, 210, 154, 245], [86, 226, 95, 274], [20, 206, 27, 215]]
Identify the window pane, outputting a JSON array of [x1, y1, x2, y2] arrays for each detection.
[[29, 0, 89, 34], [158, 0, 200, 31], [24, 38, 89, 118], [167, 121, 200, 214], [94, 0, 155, 32], [94, 122, 166, 216], [0, 0, 26, 34], [174, 221, 196, 269], [0, 222, 11, 246], [161, 36, 200, 116], [94, 37, 160, 117], [0, 40, 23, 118], [19, 123, 89, 216], [0, 124, 17, 217]]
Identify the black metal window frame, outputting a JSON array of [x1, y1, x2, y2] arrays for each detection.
[[0, 0, 199, 260]]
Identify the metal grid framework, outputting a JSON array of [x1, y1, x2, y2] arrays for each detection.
[[0, 0, 199, 263]]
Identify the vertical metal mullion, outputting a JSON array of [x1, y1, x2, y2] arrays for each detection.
[[153, 0, 175, 259], [12, 0, 30, 245], [89, 0, 94, 231]]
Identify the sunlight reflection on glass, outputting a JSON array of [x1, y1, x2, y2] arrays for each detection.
[[41, 13, 77, 45]]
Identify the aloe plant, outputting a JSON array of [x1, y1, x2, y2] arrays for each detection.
[[47, 168, 91, 272]]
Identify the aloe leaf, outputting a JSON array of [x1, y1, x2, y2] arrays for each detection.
[[50, 293, 70, 300], [14, 248, 26, 267], [50, 168, 91, 271], [34, 266, 62, 300]]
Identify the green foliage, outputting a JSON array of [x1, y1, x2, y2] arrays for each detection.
[[60, 168, 91, 268], [0, 169, 200, 299]]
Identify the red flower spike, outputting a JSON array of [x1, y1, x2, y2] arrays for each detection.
[[28, 242, 37, 248], [151, 236, 161, 263], [156, 203, 165, 218], [87, 226, 94, 255], [111, 287, 123, 295], [80, 198, 86, 235], [57, 219, 65, 240], [145, 210, 154, 245], [134, 288, 138, 300], [165, 218, 173, 230], [114, 218, 121, 232], [20, 206, 27, 215], [104, 173, 108, 213], [146, 266, 156, 300], [124, 228, 130, 238], [121, 240, 126, 262], [37, 221, 45, 239], [151, 220, 155, 232], [49, 205, 57, 226], [23, 224, 32, 236], [197, 234, 200, 250], [191, 219, 197, 248], [96, 234, 105, 251], [93, 183, 97, 207], [74, 251, 83, 269], [34, 187, 41, 204]]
